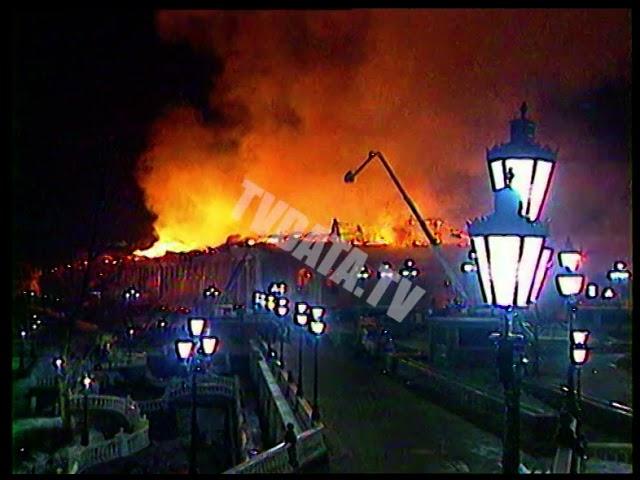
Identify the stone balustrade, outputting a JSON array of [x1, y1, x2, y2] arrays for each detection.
[[223, 341, 328, 474], [69, 394, 143, 427], [136, 375, 237, 414], [68, 419, 150, 473]]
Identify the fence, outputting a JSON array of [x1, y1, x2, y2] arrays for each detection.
[[223, 341, 328, 474]]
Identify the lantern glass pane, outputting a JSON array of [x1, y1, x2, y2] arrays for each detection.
[[189, 318, 206, 337], [472, 237, 493, 305], [572, 348, 588, 365], [571, 330, 590, 345], [614, 261, 626, 271], [176, 341, 193, 359], [530, 247, 552, 303], [310, 320, 326, 335], [528, 160, 553, 222], [559, 251, 582, 272], [295, 314, 309, 326], [276, 306, 289, 317], [296, 302, 309, 314], [504, 158, 535, 219], [487, 235, 521, 307], [516, 236, 544, 307], [202, 337, 218, 355], [490, 160, 505, 190], [586, 283, 598, 298], [602, 287, 615, 299], [556, 274, 585, 296], [311, 307, 325, 321]]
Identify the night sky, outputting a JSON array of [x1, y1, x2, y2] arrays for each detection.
[[12, 10, 632, 273]]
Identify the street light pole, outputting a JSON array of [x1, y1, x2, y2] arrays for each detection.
[[497, 309, 521, 474], [311, 336, 320, 422], [297, 330, 304, 397], [189, 366, 198, 475], [279, 326, 286, 369], [82, 388, 89, 446]]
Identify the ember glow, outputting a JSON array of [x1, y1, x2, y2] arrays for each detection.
[[132, 10, 629, 261]]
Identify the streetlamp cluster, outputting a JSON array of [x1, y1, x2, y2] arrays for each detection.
[[122, 286, 141, 300], [399, 258, 420, 278], [252, 282, 328, 422], [202, 284, 221, 298], [175, 317, 220, 475]]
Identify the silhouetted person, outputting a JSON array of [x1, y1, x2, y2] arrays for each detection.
[[284, 423, 298, 469]]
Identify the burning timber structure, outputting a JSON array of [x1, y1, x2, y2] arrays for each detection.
[[98, 240, 482, 320]]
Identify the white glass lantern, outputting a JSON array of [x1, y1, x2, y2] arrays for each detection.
[[602, 287, 616, 300], [188, 318, 206, 337], [467, 187, 550, 308], [570, 329, 591, 366], [83, 374, 92, 389], [614, 260, 627, 271], [175, 339, 194, 360], [585, 283, 598, 299], [555, 274, 585, 297], [295, 313, 309, 327], [309, 319, 327, 336], [295, 302, 309, 314], [311, 306, 326, 321], [201, 336, 219, 355], [266, 295, 277, 312], [558, 251, 582, 273], [486, 103, 556, 222], [530, 247, 553, 303]]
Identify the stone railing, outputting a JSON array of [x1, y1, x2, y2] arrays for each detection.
[[223, 341, 328, 474], [68, 418, 150, 473], [69, 394, 143, 427], [587, 443, 632, 464], [136, 375, 237, 414]]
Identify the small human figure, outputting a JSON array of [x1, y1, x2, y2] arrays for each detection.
[[284, 423, 298, 469]]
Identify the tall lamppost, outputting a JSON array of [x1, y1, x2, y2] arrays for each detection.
[[175, 317, 219, 475], [274, 296, 290, 369], [19, 329, 27, 371], [308, 307, 327, 422], [293, 302, 310, 397], [467, 186, 551, 474], [555, 251, 588, 473], [81, 373, 93, 446]]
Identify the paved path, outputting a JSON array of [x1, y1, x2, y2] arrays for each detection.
[[280, 330, 548, 473]]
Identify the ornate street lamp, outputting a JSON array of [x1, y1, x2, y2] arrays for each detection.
[[176, 318, 219, 475], [486, 102, 556, 222], [467, 186, 550, 474], [81, 374, 93, 446], [188, 318, 207, 337], [308, 308, 327, 422], [554, 248, 588, 474], [400, 259, 419, 278], [293, 302, 310, 397]]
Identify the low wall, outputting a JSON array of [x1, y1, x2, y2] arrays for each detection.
[[522, 381, 632, 442], [394, 358, 558, 453]]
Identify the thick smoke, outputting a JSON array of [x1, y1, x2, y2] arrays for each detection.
[[136, 10, 630, 272]]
